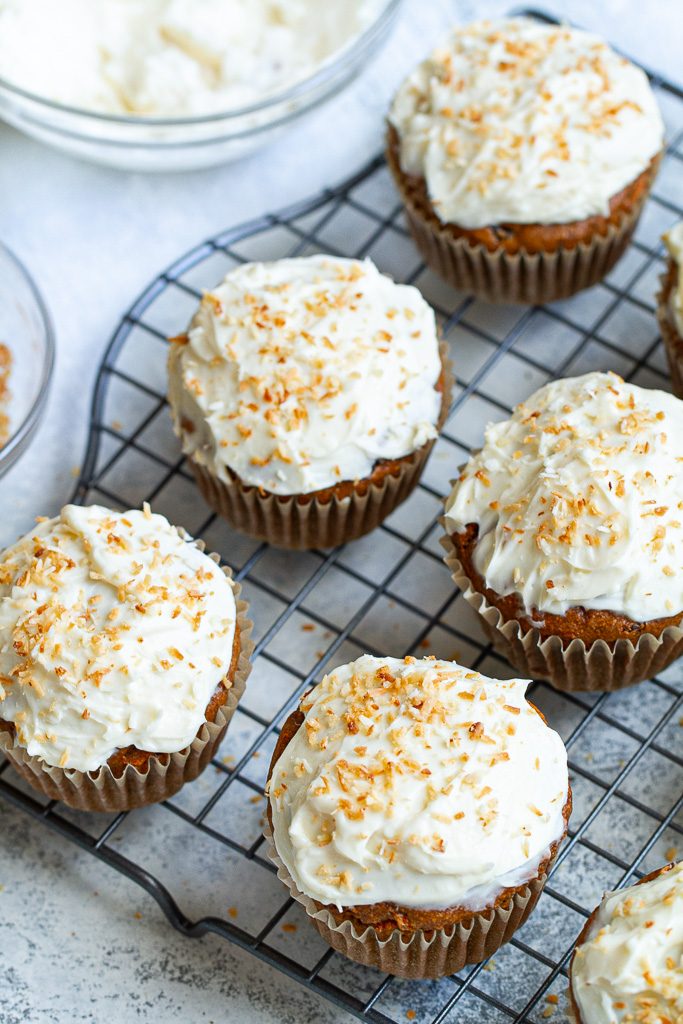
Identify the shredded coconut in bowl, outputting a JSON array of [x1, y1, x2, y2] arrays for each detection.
[[0, 0, 386, 118]]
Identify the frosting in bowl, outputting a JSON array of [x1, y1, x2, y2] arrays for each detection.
[[168, 256, 443, 496], [571, 862, 683, 1024], [389, 17, 663, 228], [444, 372, 683, 624], [0, 504, 236, 772], [268, 655, 568, 911], [663, 222, 683, 336], [0, 0, 386, 117]]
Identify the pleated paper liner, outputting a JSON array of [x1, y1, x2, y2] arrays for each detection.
[[441, 530, 683, 693], [386, 130, 661, 305], [567, 862, 676, 1024], [175, 345, 454, 551], [656, 259, 683, 398], [0, 565, 253, 813], [264, 814, 569, 980]]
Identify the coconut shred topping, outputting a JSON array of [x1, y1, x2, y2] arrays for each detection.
[[445, 373, 683, 624], [389, 18, 663, 228], [663, 222, 683, 336], [571, 862, 683, 1024], [168, 256, 442, 496], [0, 504, 236, 772], [0, 0, 385, 117], [268, 656, 568, 911]]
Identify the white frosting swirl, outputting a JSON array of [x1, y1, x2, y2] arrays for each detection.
[[663, 222, 683, 336], [389, 17, 663, 228], [571, 862, 683, 1024], [444, 373, 683, 624], [0, 0, 385, 117], [168, 256, 442, 496], [0, 504, 236, 772], [268, 655, 568, 911]]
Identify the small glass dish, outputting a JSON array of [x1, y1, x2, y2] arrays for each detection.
[[0, 0, 402, 172], [0, 242, 55, 480]]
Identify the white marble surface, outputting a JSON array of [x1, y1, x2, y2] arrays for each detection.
[[0, 1, 681, 1022]]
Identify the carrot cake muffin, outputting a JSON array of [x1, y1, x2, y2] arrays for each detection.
[[569, 861, 683, 1023], [657, 222, 683, 398], [387, 18, 664, 303], [267, 655, 570, 978], [168, 255, 450, 549], [0, 503, 250, 810], [443, 372, 683, 691]]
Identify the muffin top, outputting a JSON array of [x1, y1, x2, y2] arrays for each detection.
[[168, 256, 442, 496], [571, 862, 683, 1024], [389, 17, 663, 228], [444, 372, 683, 624], [0, 504, 236, 772], [663, 222, 683, 336], [268, 655, 568, 911]]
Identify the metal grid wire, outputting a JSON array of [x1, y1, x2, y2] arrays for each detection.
[[3, 11, 683, 1022]]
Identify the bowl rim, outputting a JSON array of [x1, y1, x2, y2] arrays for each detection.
[[0, 0, 402, 129], [0, 241, 56, 473]]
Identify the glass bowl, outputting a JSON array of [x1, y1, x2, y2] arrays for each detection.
[[0, 0, 402, 173], [0, 242, 55, 480]]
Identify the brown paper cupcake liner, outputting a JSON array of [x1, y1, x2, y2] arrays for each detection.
[[0, 559, 253, 812], [441, 529, 683, 692], [387, 136, 660, 305], [656, 260, 683, 398], [264, 825, 562, 979], [181, 345, 453, 551]]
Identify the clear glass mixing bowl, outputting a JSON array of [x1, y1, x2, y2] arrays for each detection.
[[0, 0, 402, 172], [0, 242, 55, 479]]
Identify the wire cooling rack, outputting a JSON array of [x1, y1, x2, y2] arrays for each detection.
[[3, 11, 683, 1023]]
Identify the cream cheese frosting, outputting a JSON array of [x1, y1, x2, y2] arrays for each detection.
[[268, 655, 569, 911], [0, 0, 385, 117], [571, 862, 683, 1024], [389, 17, 663, 228], [444, 372, 683, 624], [0, 504, 236, 772], [168, 256, 443, 496], [663, 222, 683, 336]]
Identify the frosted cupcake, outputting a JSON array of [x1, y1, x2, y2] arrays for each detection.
[[167, 255, 451, 549], [443, 372, 683, 691], [387, 18, 663, 303], [266, 655, 570, 978], [569, 862, 683, 1023], [0, 504, 251, 811], [658, 222, 683, 398]]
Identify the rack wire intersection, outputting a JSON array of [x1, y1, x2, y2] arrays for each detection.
[[3, 12, 683, 1023]]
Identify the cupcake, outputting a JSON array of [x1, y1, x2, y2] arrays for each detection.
[[569, 861, 683, 1023], [0, 503, 251, 811], [387, 18, 664, 304], [266, 654, 571, 979], [168, 255, 451, 550], [442, 372, 683, 692], [658, 223, 683, 398]]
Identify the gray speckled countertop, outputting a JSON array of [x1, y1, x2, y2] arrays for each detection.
[[1, 1, 682, 1021]]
